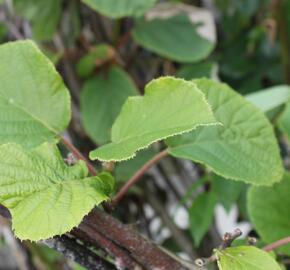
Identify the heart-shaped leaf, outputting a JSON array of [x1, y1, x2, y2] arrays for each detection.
[[0, 143, 114, 241], [167, 78, 283, 185], [90, 77, 217, 162], [0, 40, 71, 148]]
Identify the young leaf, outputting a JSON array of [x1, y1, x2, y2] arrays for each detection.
[[248, 173, 290, 255], [133, 15, 214, 63], [278, 103, 290, 139], [80, 66, 138, 145], [167, 78, 283, 185], [81, 0, 157, 19], [76, 44, 115, 78], [189, 192, 216, 246], [216, 246, 281, 270], [0, 40, 71, 148], [90, 77, 217, 161], [0, 143, 114, 241]]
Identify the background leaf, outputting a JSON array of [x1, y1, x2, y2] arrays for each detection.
[[246, 85, 290, 112], [0, 40, 71, 148], [90, 77, 217, 161], [167, 78, 283, 185], [80, 66, 138, 145], [132, 15, 214, 63], [189, 192, 216, 246], [217, 246, 281, 270], [0, 143, 113, 241], [14, 0, 61, 41], [248, 173, 290, 255], [81, 0, 157, 18]]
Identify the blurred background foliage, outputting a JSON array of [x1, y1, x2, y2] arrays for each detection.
[[0, 0, 289, 269]]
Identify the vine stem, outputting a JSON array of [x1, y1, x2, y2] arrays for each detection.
[[60, 136, 97, 176], [112, 150, 169, 206], [263, 237, 290, 252]]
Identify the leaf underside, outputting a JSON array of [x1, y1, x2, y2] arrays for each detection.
[[90, 77, 217, 162], [0, 143, 113, 241], [167, 78, 283, 185]]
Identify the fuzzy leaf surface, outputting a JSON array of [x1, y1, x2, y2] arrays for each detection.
[[90, 77, 217, 161], [0, 143, 113, 241], [167, 79, 283, 185]]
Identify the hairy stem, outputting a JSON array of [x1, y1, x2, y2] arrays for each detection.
[[263, 237, 290, 252], [112, 149, 169, 205]]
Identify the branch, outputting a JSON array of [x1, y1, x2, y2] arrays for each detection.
[[263, 237, 290, 252], [60, 136, 97, 176], [112, 149, 168, 205]]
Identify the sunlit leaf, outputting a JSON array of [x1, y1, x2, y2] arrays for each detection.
[[90, 77, 217, 161], [167, 78, 283, 185]]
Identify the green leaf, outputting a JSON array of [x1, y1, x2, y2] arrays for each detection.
[[212, 175, 245, 212], [248, 173, 290, 255], [246, 85, 290, 112], [177, 61, 216, 80], [0, 143, 113, 241], [0, 40, 71, 148], [80, 66, 138, 145], [216, 246, 281, 270], [167, 78, 283, 185], [189, 192, 216, 246], [115, 148, 157, 182], [76, 44, 115, 78], [278, 103, 290, 139], [132, 15, 214, 63], [90, 77, 217, 161], [14, 0, 61, 41], [81, 0, 157, 18]]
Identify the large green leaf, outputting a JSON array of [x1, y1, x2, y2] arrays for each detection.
[[81, 0, 157, 18], [278, 103, 290, 139], [132, 15, 214, 63], [216, 246, 281, 270], [90, 77, 217, 161], [246, 85, 290, 112], [248, 173, 290, 255], [0, 40, 71, 148], [81, 66, 138, 145], [14, 0, 61, 41], [0, 143, 114, 241], [167, 79, 283, 185], [189, 192, 216, 246]]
